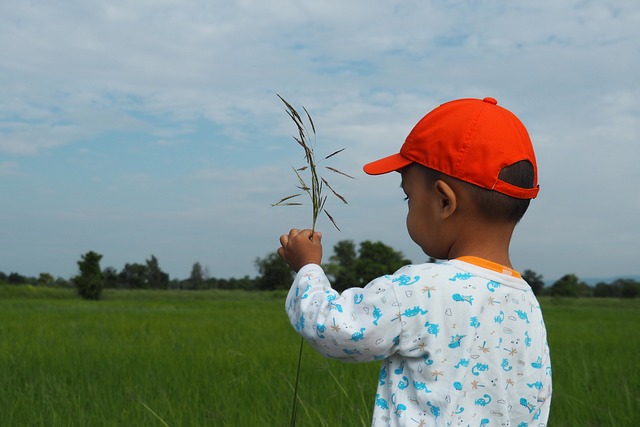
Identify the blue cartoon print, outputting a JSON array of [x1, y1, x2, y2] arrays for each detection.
[[487, 280, 500, 292], [452, 293, 474, 305], [449, 272, 473, 281], [376, 394, 389, 410], [393, 274, 420, 286], [316, 323, 325, 338], [471, 363, 489, 376], [373, 306, 382, 325], [475, 394, 492, 407], [350, 328, 366, 342], [515, 309, 530, 324], [326, 294, 343, 312], [448, 334, 466, 348], [413, 380, 432, 393], [426, 401, 440, 419], [403, 306, 429, 317], [519, 398, 536, 414], [424, 321, 440, 337]]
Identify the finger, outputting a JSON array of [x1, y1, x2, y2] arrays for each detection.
[[279, 234, 289, 247], [289, 228, 301, 238], [296, 229, 315, 241]]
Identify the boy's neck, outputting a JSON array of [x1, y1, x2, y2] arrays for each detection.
[[446, 220, 516, 270]]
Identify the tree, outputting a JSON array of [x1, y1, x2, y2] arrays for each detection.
[[325, 240, 358, 292], [146, 255, 169, 289], [577, 281, 593, 297], [255, 253, 294, 291], [549, 274, 587, 297], [522, 269, 545, 296], [187, 262, 205, 290], [354, 241, 411, 287], [37, 272, 55, 287], [54, 277, 72, 288], [324, 240, 411, 291], [73, 251, 104, 300], [103, 267, 120, 288], [119, 263, 149, 289], [7, 272, 28, 285], [618, 278, 640, 298], [594, 281, 615, 298]]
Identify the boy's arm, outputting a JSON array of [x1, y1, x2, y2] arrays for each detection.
[[285, 263, 401, 362]]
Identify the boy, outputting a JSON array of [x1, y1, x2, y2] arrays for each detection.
[[278, 97, 551, 426]]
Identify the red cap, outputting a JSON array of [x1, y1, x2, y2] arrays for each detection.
[[363, 97, 539, 199]]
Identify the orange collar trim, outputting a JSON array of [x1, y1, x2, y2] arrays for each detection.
[[456, 256, 522, 279]]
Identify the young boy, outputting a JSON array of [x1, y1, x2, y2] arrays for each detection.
[[278, 97, 552, 426]]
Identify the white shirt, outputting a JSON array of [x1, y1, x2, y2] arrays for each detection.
[[286, 260, 552, 426]]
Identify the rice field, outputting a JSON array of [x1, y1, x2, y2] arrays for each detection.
[[0, 285, 638, 426]]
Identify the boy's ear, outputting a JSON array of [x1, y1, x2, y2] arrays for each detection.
[[434, 179, 457, 219]]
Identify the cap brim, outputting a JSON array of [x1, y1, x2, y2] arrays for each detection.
[[363, 153, 413, 175]]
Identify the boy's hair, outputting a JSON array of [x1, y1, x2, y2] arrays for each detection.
[[423, 160, 534, 223]]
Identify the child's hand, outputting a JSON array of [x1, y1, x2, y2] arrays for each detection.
[[278, 229, 323, 272]]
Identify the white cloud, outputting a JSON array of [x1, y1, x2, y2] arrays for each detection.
[[0, 0, 638, 280]]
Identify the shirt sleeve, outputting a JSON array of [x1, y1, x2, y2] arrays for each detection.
[[285, 263, 402, 362]]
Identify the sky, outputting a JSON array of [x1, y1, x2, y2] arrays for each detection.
[[1, 0, 638, 284]]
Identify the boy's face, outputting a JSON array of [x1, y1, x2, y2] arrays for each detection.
[[400, 164, 446, 258]]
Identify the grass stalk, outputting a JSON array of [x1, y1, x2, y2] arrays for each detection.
[[290, 337, 304, 427], [138, 400, 170, 427], [273, 94, 352, 234], [273, 95, 353, 426]]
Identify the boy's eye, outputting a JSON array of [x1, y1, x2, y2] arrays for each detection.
[[404, 196, 409, 202]]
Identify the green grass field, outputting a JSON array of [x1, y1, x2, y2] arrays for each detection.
[[0, 285, 638, 426]]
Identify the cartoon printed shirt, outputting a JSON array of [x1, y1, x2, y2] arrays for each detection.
[[286, 260, 552, 427]]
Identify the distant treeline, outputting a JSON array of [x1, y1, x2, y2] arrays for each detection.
[[1, 241, 639, 300], [523, 271, 640, 299], [0, 259, 257, 291]]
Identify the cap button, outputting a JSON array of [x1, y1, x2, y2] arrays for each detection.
[[483, 97, 497, 105]]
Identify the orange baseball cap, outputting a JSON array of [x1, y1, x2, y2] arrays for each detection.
[[363, 97, 539, 199]]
